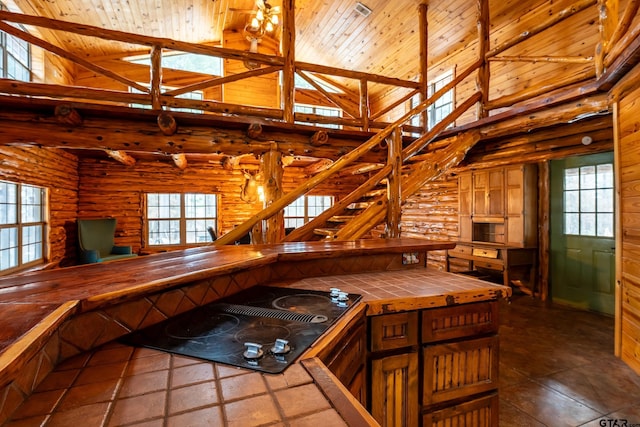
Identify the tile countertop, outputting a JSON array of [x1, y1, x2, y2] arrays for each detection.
[[278, 268, 511, 316], [3, 268, 511, 426]]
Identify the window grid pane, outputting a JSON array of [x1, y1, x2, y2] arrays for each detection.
[[284, 195, 333, 227], [563, 163, 614, 237], [0, 180, 46, 273], [147, 193, 217, 246]]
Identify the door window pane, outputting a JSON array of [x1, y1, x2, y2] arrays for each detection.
[[563, 162, 614, 237]]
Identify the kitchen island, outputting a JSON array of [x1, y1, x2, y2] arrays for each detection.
[[0, 239, 510, 426]]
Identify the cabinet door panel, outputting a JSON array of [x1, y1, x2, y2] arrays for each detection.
[[423, 393, 499, 427], [370, 311, 418, 352], [371, 352, 419, 427], [423, 336, 499, 405]]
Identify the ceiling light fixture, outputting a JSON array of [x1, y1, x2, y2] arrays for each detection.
[[245, 0, 280, 39], [354, 2, 372, 17]]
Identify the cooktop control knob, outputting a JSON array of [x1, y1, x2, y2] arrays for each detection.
[[336, 291, 349, 307], [271, 338, 291, 355], [243, 342, 264, 362], [330, 288, 341, 299]]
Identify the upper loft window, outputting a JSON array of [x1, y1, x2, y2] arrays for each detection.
[[0, 180, 47, 274], [294, 104, 342, 129], [427, 70, 454, 130], [294, 74, 341, 93], [0, 3, 31, 81], [146, 193, 218, 246], [125, 52, 223, 76]]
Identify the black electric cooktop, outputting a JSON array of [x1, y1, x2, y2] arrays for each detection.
[[121, 285, 361, 374]]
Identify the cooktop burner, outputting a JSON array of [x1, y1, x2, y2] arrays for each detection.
[[121, 285, 361, 374]]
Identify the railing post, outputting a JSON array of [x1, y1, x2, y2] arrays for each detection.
[[360, 78, 370, 131], [150, 44, 162, 110], [282, 0, 295, 123], [476, 0, 490, 119], [419, 3, 429, 131], [262, 143, 285, 243], [386, 127, 402, 238]]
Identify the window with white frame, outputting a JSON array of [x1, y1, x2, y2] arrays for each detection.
[[0, 3, 31, 81], [563, 163, 614, 237], [284, 195, 333, 228], [0, 180, 46, 274], [427, 70, 454, 130], [294, 104, 342, 129], [146, 193, 217, 246], [126, 52, 223, 77]]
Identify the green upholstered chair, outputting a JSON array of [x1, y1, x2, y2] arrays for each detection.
[[78, 218, 137, 264]]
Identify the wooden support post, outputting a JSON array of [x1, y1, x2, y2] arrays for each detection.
[[54, 104, 83, 126], [360, 79, 370, 131], [282, 0, 295, 123], [596, 0, 619, 77], [157, 111, 177, 136], [476, 0, 490, 119], [419, 3, 428, 131], [150, 44, 162, 110], [262, 143, 284, 243], [387, 128, 402, 238]]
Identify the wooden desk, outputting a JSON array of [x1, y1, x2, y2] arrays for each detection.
[[446, 242, 537, 295]]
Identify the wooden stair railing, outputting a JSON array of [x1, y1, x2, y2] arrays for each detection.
[[215, 64, 482, 245]]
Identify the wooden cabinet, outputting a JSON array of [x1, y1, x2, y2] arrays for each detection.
[[421, 302, 500, 427], [368, 302, 500, 427], [319, 309, 368, 406], [369, 311, 419, 427], [458, 164, 537, 247]]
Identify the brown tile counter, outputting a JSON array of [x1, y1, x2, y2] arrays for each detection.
[[0, 238, 510, 426]]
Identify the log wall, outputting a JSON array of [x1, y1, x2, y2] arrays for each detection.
[[615, 62, 640, 375], [77, 157, 364, 254], [0, 146, 79, 267]]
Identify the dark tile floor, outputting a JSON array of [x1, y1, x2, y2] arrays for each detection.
[[499, 294, 640, 427]]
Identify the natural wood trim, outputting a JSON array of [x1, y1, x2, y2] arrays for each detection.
[[163, 66, 281, 97], [605, 0, 638, 55], [297, 70, 360, 119], [300, 358, 379, 427], [296, 61, 421, 89], [282, 0, 295, 123], [360, 79, 370, 130], [0, 10, 284, 67], [419, 2, 429, 130], [387, 129, 402, 238], [476, 0, 490, 119], [171, 153, 187, 170], [150, 45, 162, 110], [105, 150, 136, 166], [488, 55, 593, 64], [613, 100, 622, 356], [0, 21, 148, 93]]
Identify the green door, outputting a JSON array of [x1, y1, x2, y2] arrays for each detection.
[[550, 152, 615, 315]]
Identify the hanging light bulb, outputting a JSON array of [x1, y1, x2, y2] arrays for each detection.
[[270, 14, 279, 26], [265, 19, 274, 32], [250, 17, 260, 29], [256, 9, 264, 21]]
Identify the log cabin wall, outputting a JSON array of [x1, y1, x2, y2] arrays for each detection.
[[401, 115, 615, 271], [77, 157, 364, 255], [0, 146, 79, 267], [615, 62, 640, 375]]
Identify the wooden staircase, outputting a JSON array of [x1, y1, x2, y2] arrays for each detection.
[[213, 62, 483, 246]]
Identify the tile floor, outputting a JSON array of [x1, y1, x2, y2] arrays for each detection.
[[500, 295, 640, 427], [4, 294, 640, 426]]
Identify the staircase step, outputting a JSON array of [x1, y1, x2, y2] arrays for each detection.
[[365, 188, 386, 198], [328, 215, 354, 223], [313, 228, 339, 238], [346, 202, 371, 210]]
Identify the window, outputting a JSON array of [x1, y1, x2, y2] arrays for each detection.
[[563, 163, 614, 237], [294, 104, 342, 129], [294, 74, 340, 93], [427, 70, 453, 130], [0, 180, 46, 273], [146, 193, 217, 246], [284, 195, 333, 228], [126, 52, 222, 76], [130, 86, 204, 114], [0, 3, 31, 81]]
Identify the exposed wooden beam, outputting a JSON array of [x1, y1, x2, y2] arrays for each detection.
[[157, 112, 177, 136], [54, 104, 82, 126], [172, 153, 187, 170], [104, 150, 136, 166]]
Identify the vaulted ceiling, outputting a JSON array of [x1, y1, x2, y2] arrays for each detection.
[[6, 0, 548, 81]]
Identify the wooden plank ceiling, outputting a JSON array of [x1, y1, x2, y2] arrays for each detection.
[[6, 0, 554, 82]]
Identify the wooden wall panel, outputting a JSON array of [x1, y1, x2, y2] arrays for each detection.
[[0, 146, 79, 268], [616, 63, 640, 375], [401, 177, 459, 269], [77, 158, 363, 254]]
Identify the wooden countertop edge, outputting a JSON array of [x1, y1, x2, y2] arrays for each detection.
[[81, 255, 279, 311], [365, 287, 512, 316], [0, 300, 79, 387], [275, 241, 456, 261], [301, 357, 380, 427]]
